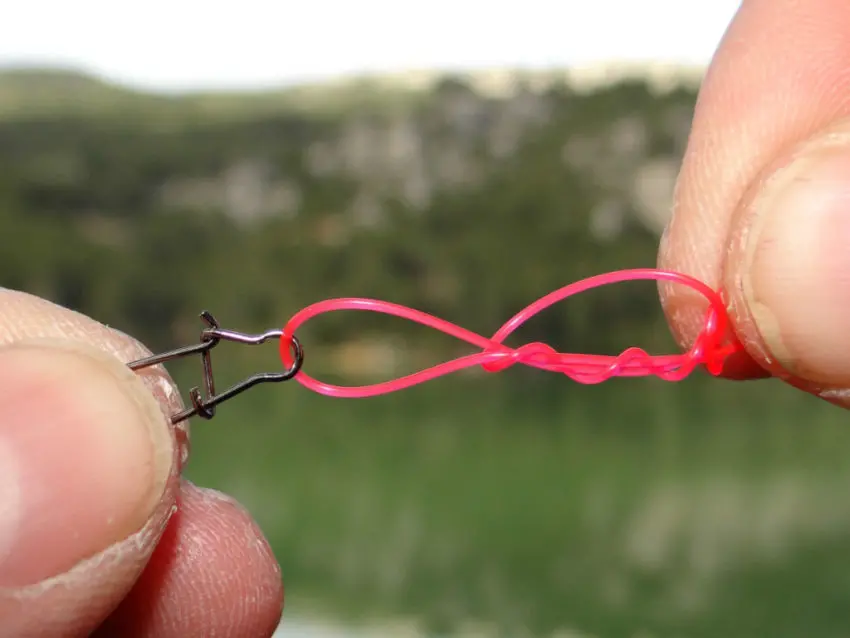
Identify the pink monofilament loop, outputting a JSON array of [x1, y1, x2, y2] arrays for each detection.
[[279, 268, 743, 398]]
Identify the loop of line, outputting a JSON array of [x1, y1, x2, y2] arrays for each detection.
[[278, 268, 744, 398]]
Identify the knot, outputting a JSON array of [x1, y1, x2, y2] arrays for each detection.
[[480, 341, 558, 374], [688, 304, 744, 376], [280, 268, 743, 398]]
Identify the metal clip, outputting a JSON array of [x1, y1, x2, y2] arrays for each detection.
[[127, 311, 304, 424]]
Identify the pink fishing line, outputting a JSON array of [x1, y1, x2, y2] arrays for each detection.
[[279, 268, 743, 398]]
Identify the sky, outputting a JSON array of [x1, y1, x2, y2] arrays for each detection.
[[1, 0, 741, 93]]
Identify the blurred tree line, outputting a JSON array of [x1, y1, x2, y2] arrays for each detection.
[[0, 71, 699, 383]]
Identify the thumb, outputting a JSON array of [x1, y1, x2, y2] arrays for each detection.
[[723, 121, 850, 393], [0, 340, 175, 636], [656, 0, 850, 405]]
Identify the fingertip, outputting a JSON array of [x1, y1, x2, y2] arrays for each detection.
[[656, 261, 769, 380], [0, 340, 174, 587], [97, 480, 284, 638], [658, 0, 850, 384], [0, 340, 179, 637]]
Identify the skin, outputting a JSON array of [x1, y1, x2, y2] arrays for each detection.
[[659, 0, 850, 404], [4, 0, 850, 634], [0, 290, 284, 637]]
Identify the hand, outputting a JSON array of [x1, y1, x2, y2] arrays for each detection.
[[0, 289, 284, 637], [659, 0, 850, 406]]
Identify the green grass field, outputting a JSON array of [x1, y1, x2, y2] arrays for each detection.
[[179, 365, 850, 638]]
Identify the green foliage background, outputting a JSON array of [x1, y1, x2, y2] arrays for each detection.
[[2, 69, 848, 637]]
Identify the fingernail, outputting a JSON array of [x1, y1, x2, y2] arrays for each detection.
[[743, 145, 850, 384], [0, 341, 173, 587]]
